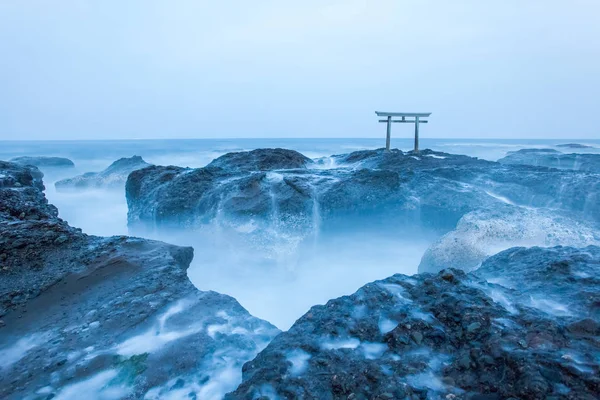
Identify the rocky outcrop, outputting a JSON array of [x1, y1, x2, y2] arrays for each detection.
[[418, 206, 600, 274], [10, 156, 74, 169], [126, 148, 600, 251], [55, 155, 151, 190], [499, 148, 600, 173], [0, 161, 279, 399], [228, 246, 600, 400], [124, 149, 502, 234]]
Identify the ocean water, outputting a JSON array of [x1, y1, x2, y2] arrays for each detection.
[[2, 138, 599, 329]]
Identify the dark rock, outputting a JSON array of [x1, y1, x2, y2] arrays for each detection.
[[0, 161, 279, 399], [55, 155, 151, 190], [227, 246, 600, 400], [9, 156, 74, 169], [126, 148, 600, 254], [207, 148, 313, 172]]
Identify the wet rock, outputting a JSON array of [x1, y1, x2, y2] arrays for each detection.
[[418, 206, 600, 274], [0, 160, 279, 399], [127, 148, 600, 249], [227, 246, 600, 399], [55, 155, 151, 190]]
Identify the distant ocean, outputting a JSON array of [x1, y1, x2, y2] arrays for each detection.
[[2, 138, 600, 172]]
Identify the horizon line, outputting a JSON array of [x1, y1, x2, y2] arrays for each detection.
[[1, 137, 599, 142]]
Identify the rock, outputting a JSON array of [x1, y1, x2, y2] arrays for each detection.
[[55, 155, 151, 190], [418, 206, 600, 274], [474, 245, 600, 319], [206, 148, 313, 172], [126, 148, 600, 248], [499, 148, 600, 172], [9, 156, 74, 169], [226, 246, 600, 399], [0, 160, 279, 399]]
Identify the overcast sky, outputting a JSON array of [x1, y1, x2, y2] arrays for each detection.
[[1, 0, 599, 140]]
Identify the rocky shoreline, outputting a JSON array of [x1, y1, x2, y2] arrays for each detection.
[[2, 146, 600, 399], [0, 161, 279, 399]]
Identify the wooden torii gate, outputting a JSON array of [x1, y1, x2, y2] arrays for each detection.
[[375, 111, 432, 152]]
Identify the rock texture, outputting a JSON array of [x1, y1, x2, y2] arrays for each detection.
[[126, 148, 600, 264], [418, 206, 600, 274], [228, 246, 600, 400], [499, 148, 600, 173], [10, 156, 74, 169], [0, 160, 279, 399], [55, 155, 151, 190]]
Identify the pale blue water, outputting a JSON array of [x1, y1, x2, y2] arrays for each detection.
[[2, 138, 600, 172]]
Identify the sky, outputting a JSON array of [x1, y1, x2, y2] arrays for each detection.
[[0, 0, 599, 140]]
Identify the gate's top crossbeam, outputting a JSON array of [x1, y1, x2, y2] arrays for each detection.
[[375, 111, 431, 118]]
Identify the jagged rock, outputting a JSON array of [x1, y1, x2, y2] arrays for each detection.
[[126, 148, 600, 253], [0, 161, 279, 399], [499, 148, 600, 172], [228, 246, 600, 400], [55, 155, 151, 190], [10, 156, 75, 169], [125, 149, 501, 236], [418, 206, 600, 274]]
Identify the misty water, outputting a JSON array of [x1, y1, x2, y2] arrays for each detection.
[[3, 138, 600, 330]]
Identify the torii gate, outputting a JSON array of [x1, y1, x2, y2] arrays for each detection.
[[375, 111, 432, 152]]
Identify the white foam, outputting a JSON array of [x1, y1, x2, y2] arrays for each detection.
[[488, 288, 517, 314], [0, 331, 53, 370], [116, 300, 203, 356], [379, 283, 412, 303], [485, 191, 516, 205], [530, 297, 572, 317], [410, 309, 435, 322], [406, 371, 445, 391], [286, 349, 311, 376], [361, 342, 387, 359], [378, 317, 397, 334], [55, 369, 131, 400], [321, 337, 360, 350]]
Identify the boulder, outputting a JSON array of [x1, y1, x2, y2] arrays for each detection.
[[228, 246, 600, 399], [0, 161, 279, 399], [418, 206, 600, 274], [55, 155, 151, 190]]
